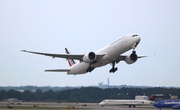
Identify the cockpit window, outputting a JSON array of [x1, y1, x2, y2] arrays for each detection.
[[132, 34, 138, 37]]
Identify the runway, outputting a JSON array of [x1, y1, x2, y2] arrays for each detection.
[[0, 102, 169, 110]]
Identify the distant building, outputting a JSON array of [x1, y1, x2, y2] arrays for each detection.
[[135, 95, 148, 100], [98, 82, 109, 89], [17, 90, 24, 92], [99, 78, 110, 89]]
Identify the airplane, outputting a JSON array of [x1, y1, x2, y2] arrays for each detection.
[[153, 99, 180, 109], [22, 34, 152, 75], [99, 95, 157, 108]]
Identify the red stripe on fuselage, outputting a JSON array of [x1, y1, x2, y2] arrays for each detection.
[[68, 60, 72, 66]]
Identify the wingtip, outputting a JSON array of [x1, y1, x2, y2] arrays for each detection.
[[44, 70, 51, 72], [21, 50, 27, 52], [151, 54, 156, 56]]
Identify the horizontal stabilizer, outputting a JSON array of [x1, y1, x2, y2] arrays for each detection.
[[45, 69, 70, 72]]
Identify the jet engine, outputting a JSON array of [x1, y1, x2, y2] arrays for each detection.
[[125, 51, 138, 64], [83, 52, 96, 63]]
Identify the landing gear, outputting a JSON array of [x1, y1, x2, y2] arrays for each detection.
[[109, 67, 117, 73], [86, 67, 94, 72], [109, 61, 118, 73], [132, 42, 138, 50], [132, 44, 137, 60], [132, 42, 137, 53]]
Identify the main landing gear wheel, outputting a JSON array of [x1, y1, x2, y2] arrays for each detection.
[[109, 67, 118, 73], [109, 61, 118, 73], [86, 67, 94, 72]]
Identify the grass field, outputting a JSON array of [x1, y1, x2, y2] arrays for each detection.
[[0, 102, 92, 110], [0, 102, 171, 110], [0, 105, 91, 110]]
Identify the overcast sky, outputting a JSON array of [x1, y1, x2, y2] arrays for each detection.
[[0, 0, 180, 87]]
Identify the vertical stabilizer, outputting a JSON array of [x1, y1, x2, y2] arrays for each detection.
[[65, 48, 75, 66], [148, 95, 156, 101]]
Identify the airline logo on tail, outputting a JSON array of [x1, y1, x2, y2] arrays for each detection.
[[65, 48, 75, 66], [149, 94, 164, 101], [149, 95, 156, 101]]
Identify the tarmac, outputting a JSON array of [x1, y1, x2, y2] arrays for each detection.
[[0, 102, 170, 110]]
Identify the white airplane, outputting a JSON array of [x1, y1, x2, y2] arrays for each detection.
[[99, 95, 157, 108], [22, 34, 152, 75]]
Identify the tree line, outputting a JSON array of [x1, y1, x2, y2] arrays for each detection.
[[0, 87, 180, 102]]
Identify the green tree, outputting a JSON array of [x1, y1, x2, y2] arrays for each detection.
[[34, 89, 43, 101], [0, 90, 8, 101], [22, 90, 33, 101], [44, 90, 54, 101], [7, 89, 21, 100]]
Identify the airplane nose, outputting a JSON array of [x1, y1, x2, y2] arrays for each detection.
[[99, 102, 103, 105], [137, 36, 141, 43], [99, 101, 105, 105]]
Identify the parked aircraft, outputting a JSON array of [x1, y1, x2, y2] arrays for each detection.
[[153, 99, 180, 109], [22, 34, 153, 75], [99, 95, 157, 108]]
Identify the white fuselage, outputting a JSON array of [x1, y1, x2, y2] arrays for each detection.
[[99, 99, 155, 106], [68, 34, 140, 74]]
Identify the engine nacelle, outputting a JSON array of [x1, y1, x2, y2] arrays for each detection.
[[125, 52, 138, 64], [83, 52, 96, 63]]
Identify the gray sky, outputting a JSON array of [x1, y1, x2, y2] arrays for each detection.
[[0, 0, 180, 87]]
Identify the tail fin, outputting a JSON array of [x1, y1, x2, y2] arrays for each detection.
[[65, 48, 75, 66], [148, 95, 157, 101]]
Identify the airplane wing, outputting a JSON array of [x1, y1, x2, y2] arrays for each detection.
[[137, 54, 155, 58], [116, 54, 155, 61], [45, 69, 70, 72], [21, 50, 104, 61]]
